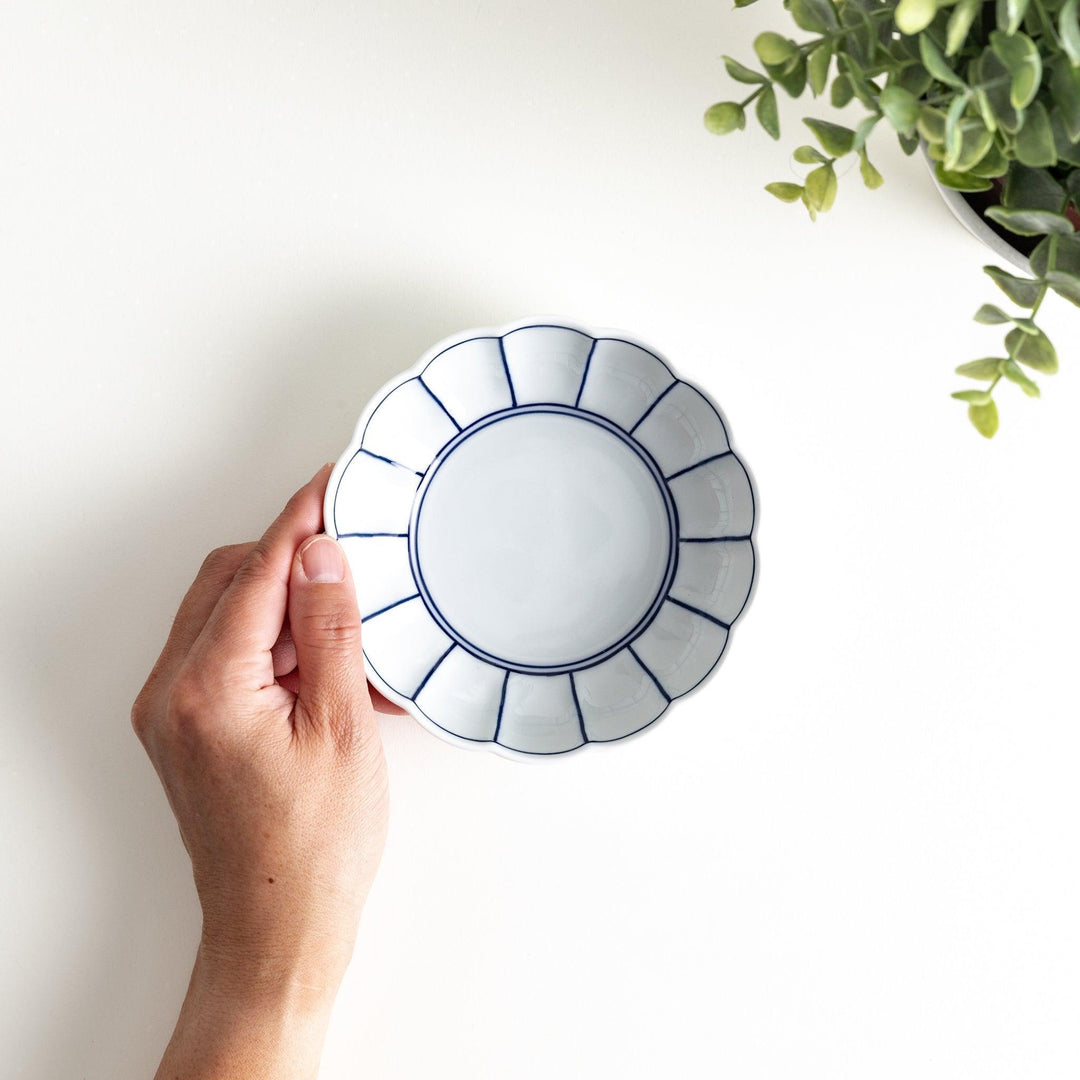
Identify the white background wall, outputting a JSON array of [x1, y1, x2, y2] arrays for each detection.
[[2, 2, 1078, 1076]]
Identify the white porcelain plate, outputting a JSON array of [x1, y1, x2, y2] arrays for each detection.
[[325, 319, 756, 759]]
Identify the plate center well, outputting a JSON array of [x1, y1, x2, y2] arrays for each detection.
[[411, 406, 675, 671]]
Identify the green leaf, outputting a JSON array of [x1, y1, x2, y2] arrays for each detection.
[[858, 148, 884, 188], [839, 55, 879, 111], [985, 205, 1074, 236], [766, 54, 808, 98], [935, 162, 994, 190], [734, 0, 759, 6], [968, 399, 1000, 437], [1006, 326, 1059, 371], [1050, 57, 1080, 142], [1015, 102, 1057, 166], [831, 74, 854, 107], [991, 30, 1042, 109], [854, 113, 880, 150], [920, 34, 966, 89], [979, 48, 1024, 133], [983, 265, 1044, 306], [755, 32, 798, 67], [897, 64, 934, 98], [808, 44, 832, 97], [972, 88, 999, 134], [1029, 232, 1080, 277], [803, 118, 855, 156], [765, 181, 805, 202], [956, 357, 1005, 379], [947, 0, 982, 56], [952, 388, 994, 403], [838, 3, 874, 66], [1003, 164, 1067, 211], [895, 0, 938, 35], [1045, 268, 1080, 304], [704, 102, 746, 134], [1003, 358, 1041, 395], [790, 0, 839, 31], [974, 303, 1011, 323], [969, 143, 1009, 177], [756, 85, 780, 139], [949, 119, 995, 172], [918, 106, 948, 143], [789, 0, 826, 31], [880, 85, 919, 135], [723, 56, 769, 85], [794, 144, 829, 164], [1062, 0, 1080, 67], [1051, 107, 1080, 164], [899, 131, 921, 155], [944, 93, 971, 169], [1003, 0, 1031, 35], [804, 163, 838, 211]]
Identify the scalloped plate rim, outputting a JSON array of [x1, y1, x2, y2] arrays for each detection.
[[325, 315, 759, 763]]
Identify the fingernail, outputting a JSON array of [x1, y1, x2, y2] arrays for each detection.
[[300, 537, 345, 583]]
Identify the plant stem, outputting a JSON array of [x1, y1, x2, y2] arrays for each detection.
[[922, 75, 1011, 107], [1030, 282, 1049, 317], [1029, 234, 1058, 319], [739, 85, 768, 108], [796, 8, 895, 55]]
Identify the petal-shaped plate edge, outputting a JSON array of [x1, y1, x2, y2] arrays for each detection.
[[324, 316, 759, 762]]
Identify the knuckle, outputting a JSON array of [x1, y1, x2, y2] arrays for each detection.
[[199, 543, 252, 582], [199, 546, 226, 573], [199, 545, 233, 576], [232, 543, 273, 586], [130, 689, 153, 739], [164, 665, 211, 730]]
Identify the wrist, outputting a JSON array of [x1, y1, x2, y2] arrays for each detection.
[[154, 943, 342, 1080], [193, 934, 346, 1021]]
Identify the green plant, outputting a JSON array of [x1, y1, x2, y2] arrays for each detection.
[[706, 0, 1080, 436]]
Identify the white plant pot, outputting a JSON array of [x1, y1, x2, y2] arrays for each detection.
[[925, 156, 1031, 273]]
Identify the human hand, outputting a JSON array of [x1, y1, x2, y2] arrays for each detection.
[[132, 464, 390, 1079]]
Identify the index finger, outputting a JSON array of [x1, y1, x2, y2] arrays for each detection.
[[136, 542, 256, 712], [190, 464, 333, 687]]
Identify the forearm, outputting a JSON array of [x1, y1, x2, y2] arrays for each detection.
[[155, 943, 339, 1080]]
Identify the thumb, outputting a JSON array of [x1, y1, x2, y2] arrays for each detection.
[[288, 534, 371, 742]]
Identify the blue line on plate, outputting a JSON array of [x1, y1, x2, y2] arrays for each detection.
[[412, 642, 457, 699], [666, 595, 731, 630], [362, 593, 420, 622], [497, 336, 517, 407], [628, 379, 677, 435], [664, 450, 734, 482], [627, 645, 671, 703], [493, 669, 510, 743], [338, 532, 409, 539], [573, 337, 599, 408], [679, 534, 753, 543], [568, 672, 588, 743], [358, 447, 424, 476], [418, 375, 463, 432]]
